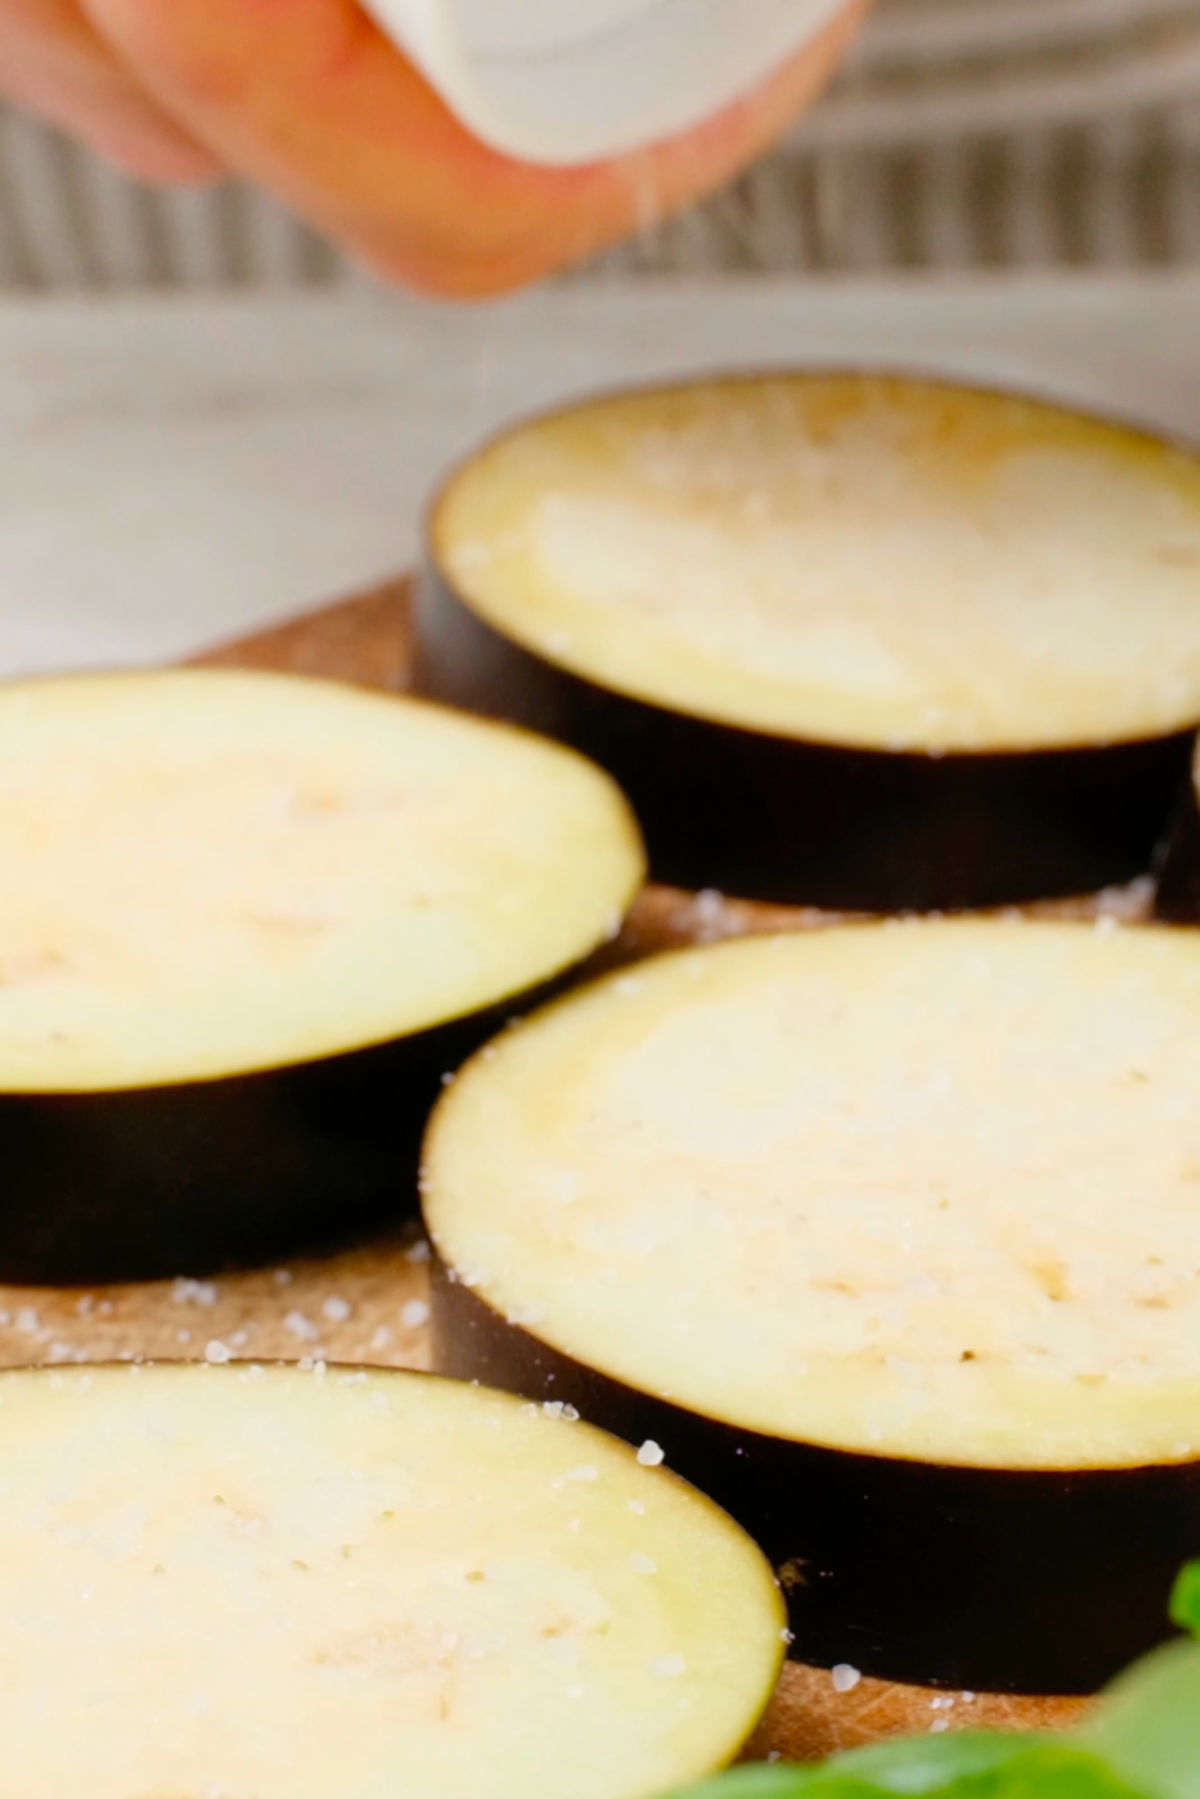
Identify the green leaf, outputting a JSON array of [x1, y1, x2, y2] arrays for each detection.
[[1171, 1565, 1200, 1638], [799, 1732, 1048, 1792], [1086, 1640, 1200, 1799], [668, 1735, 1035, 1799], [673, 1740, 1151, 1799]]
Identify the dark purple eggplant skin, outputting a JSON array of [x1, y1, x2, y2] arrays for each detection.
[[1154, 764, 1200, 923], [413, 571, 1194, 915], [431, 1265, 1200, 1697], [0, 985, 572, 1287]]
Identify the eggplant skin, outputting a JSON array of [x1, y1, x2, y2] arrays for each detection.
[[413, 573, 1194, 914], [0, 998, 544, 1287], [1155, 769, 1200, 923], [432, 1266, 1200, 1697]]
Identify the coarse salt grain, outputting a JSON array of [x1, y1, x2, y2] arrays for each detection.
[[405, 1239, 432, 1265], [401, 1300, 431, 1330], [628, 1499, 647, 1516], [284, 1312, 320, 1344], [205, 1342, 232, 1365], [321, 1296, 352, 1324], [542, 1402, 580, 1423], [831, 1665, 862, 1694], [172, 1279, 217, 1308], [930, 1720, 951, 1735], [637, 1441, 665, 1468]]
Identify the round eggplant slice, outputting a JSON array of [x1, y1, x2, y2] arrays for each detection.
[[0, 1363, 783, 1798], [0, 670, 643, 1282], [425, 921, 1200, 1695], [417, 373, 1200, 912]]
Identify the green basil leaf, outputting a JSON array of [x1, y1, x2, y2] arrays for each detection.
[[1086, 1641, 1200, 1799], [1171, 1565, 1200, 1639], [674, 1740, 1152, 1799]]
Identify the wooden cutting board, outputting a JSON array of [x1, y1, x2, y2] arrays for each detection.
[[0, 578, 1100, 1761]]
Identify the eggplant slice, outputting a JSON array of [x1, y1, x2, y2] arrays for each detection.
[[0, 670, 643, 1281], [418, 373, 1200, 912], [0, 1363, 783, 1799], [426, 920, 1200, 1694]]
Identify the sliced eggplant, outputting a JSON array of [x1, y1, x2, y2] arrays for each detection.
[[0, 670, 643, 1281], [417, 374, 1200, 911], [425, 921, 1200, 1695], [0, 1363, 783, 1798]]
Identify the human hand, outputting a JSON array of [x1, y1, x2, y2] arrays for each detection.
[[0, 0, 868, 295]]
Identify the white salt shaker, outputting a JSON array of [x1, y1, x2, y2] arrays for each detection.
[[360, 0, 848, 164]]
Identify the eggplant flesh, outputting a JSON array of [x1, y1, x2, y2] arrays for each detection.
[[0, 1364, 784, 1799]]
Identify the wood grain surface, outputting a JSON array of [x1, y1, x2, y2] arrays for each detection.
[[0, 577, 1105, 1761]]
